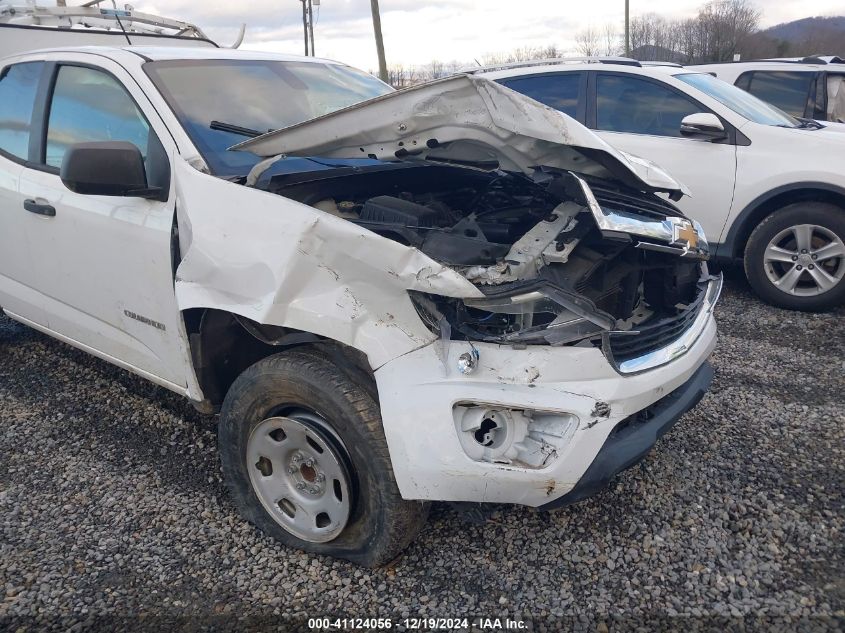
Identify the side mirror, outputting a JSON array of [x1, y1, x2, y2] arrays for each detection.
[[60, 141, 163, 199], [680, 113, 728, 141]]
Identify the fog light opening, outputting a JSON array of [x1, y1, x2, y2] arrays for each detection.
[[454, 403, 579, 469]]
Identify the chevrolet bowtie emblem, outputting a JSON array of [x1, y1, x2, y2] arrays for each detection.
[[672, 220, 699, 251]]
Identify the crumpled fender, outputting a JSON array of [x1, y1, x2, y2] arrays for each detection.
[[172, 157, 483, 369]]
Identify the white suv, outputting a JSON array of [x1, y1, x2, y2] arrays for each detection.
[[689, 57, 845, 123], [0, 46, 717, 565], [478, 58, 845, 310]]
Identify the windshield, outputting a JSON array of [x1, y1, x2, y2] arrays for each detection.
[[144, 59, 393, 176], [676, 72, 800, 128]]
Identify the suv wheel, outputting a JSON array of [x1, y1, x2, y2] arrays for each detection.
[[744, 202, 845, 311], [219, 348, 428, 566]]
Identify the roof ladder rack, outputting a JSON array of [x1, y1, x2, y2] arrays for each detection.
[[0, 0, 211, 40]]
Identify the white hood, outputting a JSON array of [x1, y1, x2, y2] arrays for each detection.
[[233, 74, 688, 198], [817, 121, 845, 134]]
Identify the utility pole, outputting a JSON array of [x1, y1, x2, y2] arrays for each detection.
[[624, 0, 630, 56], [299, 0, 316, 56], [300, 0, 309, 55], [370, 0, 388, 82], [307, 0, 316, 57]]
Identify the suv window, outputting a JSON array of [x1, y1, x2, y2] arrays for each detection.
[[678, 72, 798, 127], [742, 71, 814, 118], [734, 72, 752, 92], [498, 73, 581, 119], [46, 65, 152, 169], [0, 62, 44, 161], [596, 74, 702, 137]]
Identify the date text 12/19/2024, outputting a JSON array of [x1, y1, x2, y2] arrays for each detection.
[[308, 617, 528, 630]]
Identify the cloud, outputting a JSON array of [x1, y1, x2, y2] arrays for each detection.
[[128, 0, 845, 70]]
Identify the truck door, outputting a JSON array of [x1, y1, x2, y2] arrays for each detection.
[[17, 57, 190, 390], [0, 60, 47, 326]]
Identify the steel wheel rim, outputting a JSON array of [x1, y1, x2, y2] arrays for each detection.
[[246, 411, 352, 543], [763, 223, 845, 297]]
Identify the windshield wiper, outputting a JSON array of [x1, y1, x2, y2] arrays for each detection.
[[795, 117, 824, 130], [210, 120, 269, 138]]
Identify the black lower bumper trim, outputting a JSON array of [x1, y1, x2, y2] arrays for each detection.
[[540, 360, 714, 511]]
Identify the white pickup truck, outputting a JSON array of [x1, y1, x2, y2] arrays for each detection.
[[0, 45, 719, 566]]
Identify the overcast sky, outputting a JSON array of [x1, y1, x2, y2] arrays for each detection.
[[133, 0, 844, 71]]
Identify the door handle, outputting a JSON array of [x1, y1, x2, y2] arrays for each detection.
[[24, 199, 56, 217]]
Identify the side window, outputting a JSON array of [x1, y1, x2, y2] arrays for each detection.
[[596, 74, 703, 137], [745, 71, 814, 118], [498, 73, 581, 119], [829, 74, 845, 122], [734, 72, 753, 91], [0, 62, 44, 160], [46, 65, 151, 169]]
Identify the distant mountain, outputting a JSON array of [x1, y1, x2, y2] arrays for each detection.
[[759, 16, 845, 42], [742, 16, 845, 59]]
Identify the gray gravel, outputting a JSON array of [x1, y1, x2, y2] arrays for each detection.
[[1, 268, 843, 632]]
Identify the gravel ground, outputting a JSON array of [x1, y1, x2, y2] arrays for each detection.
[[1, 269, 843, 632]]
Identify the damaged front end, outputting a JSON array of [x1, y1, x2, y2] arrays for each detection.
[[232, 73, 718, 375], [185, 73, 724, 506], [254, 160, 716, 374], [408, 169, 714, 361]]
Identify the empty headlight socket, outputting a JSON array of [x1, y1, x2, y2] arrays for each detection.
[[453, 404, 579, 469]]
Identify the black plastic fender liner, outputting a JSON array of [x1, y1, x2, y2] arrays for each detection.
[[540, 360, 714, 511]]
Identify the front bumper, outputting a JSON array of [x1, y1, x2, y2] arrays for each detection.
[[374, 276, 719, 507], [539, 360, 713, 510]]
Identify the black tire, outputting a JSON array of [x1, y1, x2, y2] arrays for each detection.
[[744, 202, 845, 311], [218, 347, 428, 567]]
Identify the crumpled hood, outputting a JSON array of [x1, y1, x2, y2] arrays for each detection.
[[232, 74, 688, 198]]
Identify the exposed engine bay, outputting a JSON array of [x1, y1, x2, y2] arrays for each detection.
[[259, 162, 712, 362]]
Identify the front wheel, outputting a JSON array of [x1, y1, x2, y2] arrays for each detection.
[[218, 348, 428, 566], [744, 202, 845, 311]]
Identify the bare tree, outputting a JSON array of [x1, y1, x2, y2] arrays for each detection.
[[603, 23, 622, 56], [424, 59, 445, 81], [675, 18, 700, 63], [405, 65, 420, 86], [575, 26, 600, 57], [387, 65, 405, 89], [481, 44, 562, 65], [629, 13, 677, 59], [508, 46, 540, 62], [629, 1, 760, 63], [387, 1, 773, 87], [536, 44, 562, 59], [695, 0, 760, 61], [629, 14, 658, 56]]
